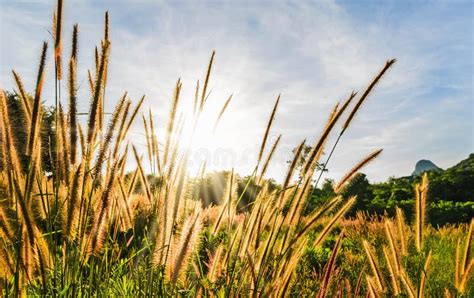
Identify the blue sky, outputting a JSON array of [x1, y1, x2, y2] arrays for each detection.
[[0, 0, 472, 183]]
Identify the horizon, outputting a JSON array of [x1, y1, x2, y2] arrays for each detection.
[[1, 0, 472, 183]]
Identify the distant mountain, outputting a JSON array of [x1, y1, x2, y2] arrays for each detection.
[[412, 159, 442, 176]]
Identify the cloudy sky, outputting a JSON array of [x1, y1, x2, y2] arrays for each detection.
[[1, 0, 472, 183]]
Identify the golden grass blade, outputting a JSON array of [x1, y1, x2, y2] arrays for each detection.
[[149, 111, 162, 176], [200, 51, 215, 111], [455, 238, 462, 289], [27, 41, 48, 156], [213, 93, 233, 131], [302, 92, 357, 176], [334, 149, 383, 193], [117, 178, 133, 228], [245, 249, 257, 292], [290, 196, 342, 248], [54, 0, 63, 79], [399, 271, 416, 298], [382, 246, 400, 296], [87, 40, 110, 145], [142, 114, 153, 166], [461, 218, 473, 276], [363, 240, 385, 293], [366, 276, 379, 298], [207, 245, 223, 283], [170, 210, 202, 283], [277, 139, 305, 209], [64, 163, 84, 239], [193, 80, 199, 117], [0, 205, 13, 242], [132, 145, 152, 203], [87, 157, 122, 256], [88, 69, 95, 94], [112, 99, 131, 159], [317, 231, 344, 298], [257, 95, 280, 166], [354, 263, 366, 296], [68, 58, 78, 164], [123, 94, 145, 138], [342, 59, 396, 132], [69, 24, 79, 164], [58, 104, 69, 178], [104, 11, 110, 42], [0, 91, 22, 179], [384, 220, 401, 275], [458, 259, 474, 294], [258, 134, 281, 185], [12, 70, 32, 125], [415, 173, 428, 251], [0, 246, 14, 279], [212, 170, 234, 235], [313, 197, 355, 247], [163, 80, 182, 167], [94, 92, 127, 177], [395, 207, 408, 255], [418, 251, 432, 298]]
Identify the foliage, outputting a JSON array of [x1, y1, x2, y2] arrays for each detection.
[[308, 155, 474, 226]]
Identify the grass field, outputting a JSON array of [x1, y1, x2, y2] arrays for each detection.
[[0, 1, 472, 296]]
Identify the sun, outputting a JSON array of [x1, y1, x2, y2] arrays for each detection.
[[177, 98, 233, 173]]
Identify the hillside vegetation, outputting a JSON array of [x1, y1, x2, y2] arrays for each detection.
[[308, 154, 474, 226]]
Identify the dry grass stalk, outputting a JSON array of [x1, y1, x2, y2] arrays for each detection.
[[257, 95, 280, 166], [169, 210, 202, 283], [399, 271, 415, 297], [53, 0, 63, 80], [200, 51, 215, 112], [382, 246, 400, 295], [163, 80, 182, 167], [395, 207, 408, 255], [363, 240, 385, 293], [143, 114, 153, 169], [313, 197, 355, 247], [277, 139, 305, 209], [415, 173, 428, 251], [334, 148, 383, 193], [317, 231, 344, 298], [12, 70, 32, 125], [69, 24, 79, 164], [342, 59, 396, 132], [456, 218, 473, 293], [418, 251, 432, 298], [461, 218, 473, 277], [0, 91, 22, 181], [132, 145, 152, 203], [123, 95, 145, 139], [64, 163, 85, 239], [94, 92, 127, 177], [258, 134, 281, 185], [302, 92, 357, 177], [87, 40, 110, 146], [112, 99, 131, 159], [384, 220, 401, 275], [26, 42, 47, 157], [149, 111, 162, 175], [213, 93, 233, 131]]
